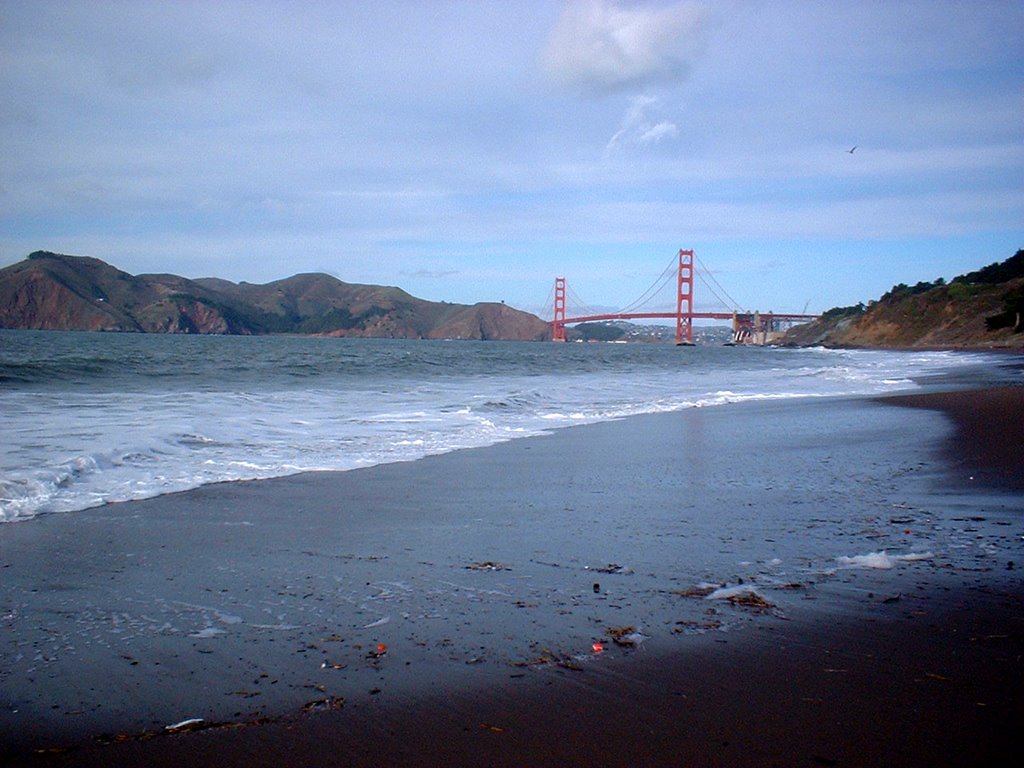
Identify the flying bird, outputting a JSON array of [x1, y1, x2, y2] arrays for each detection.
[[847, 145, 857, 154]]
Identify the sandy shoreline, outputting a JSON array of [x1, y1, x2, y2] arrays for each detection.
[[2, 386, 1022, 767], [879, 386, 1024, 492]]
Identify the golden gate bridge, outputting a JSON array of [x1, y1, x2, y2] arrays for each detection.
[[547, 249, 819, 345]]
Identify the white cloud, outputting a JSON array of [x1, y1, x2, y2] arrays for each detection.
[[603, 94, 679, 157], [542, 0, 709, 94], [638, 121, 678, 143]]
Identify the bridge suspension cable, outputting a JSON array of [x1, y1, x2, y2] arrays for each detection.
[[694, 254, 742, 311], [540, 280, 556, 322], [695, 271, 733, 310], [616, 253, 678, 314], [564, 283, 603, 319]]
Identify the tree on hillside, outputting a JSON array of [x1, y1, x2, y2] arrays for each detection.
[[954, 250, 1024, 285]]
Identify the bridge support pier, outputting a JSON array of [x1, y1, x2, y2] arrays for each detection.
[[731, 310, 780, 345]]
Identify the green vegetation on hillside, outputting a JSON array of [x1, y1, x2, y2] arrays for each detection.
[[575, 322, 626, 342], [787, 249, 1024, 348], [879, 278, 946, 302], [985, 283, 1024, 332], [820, 303, 865, 321], [953, 249, 1024, 285], [958, 249, 1024, 332]]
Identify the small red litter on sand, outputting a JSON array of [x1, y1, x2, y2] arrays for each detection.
[[366, 643, 389, 660], [592, 643, 604, 653]]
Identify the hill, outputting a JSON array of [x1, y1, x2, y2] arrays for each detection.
[[783, 250, 1024, 349], [0, 251, 550, 340]]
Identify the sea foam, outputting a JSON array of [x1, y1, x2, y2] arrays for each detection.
[[837, 551, 935, 569], [0, 333, 998, 522]]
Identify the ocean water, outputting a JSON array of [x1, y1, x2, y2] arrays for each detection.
[[0, 330, 1003, 522]]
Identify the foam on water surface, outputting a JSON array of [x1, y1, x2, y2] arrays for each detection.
[[0, 332, 1010, 522], [837, 551, 935, 569]]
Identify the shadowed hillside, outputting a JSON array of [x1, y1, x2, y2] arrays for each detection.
[[0, 252, 550, 340]]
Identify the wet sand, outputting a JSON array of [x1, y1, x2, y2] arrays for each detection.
[[879, 386, 1024, 491], [2, 388, 1022, 767]]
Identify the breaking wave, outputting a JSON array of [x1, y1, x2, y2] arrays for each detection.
[[0, 332, 1005, 522]]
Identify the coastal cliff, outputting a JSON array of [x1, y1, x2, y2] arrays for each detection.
[[0, 251, 550, 340], [784, 250, 1024, 349]]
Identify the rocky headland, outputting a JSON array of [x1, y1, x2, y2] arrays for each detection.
[[782, 250, 1024, 349]]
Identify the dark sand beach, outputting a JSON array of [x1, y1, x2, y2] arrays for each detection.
[[2, 387, 1022, 767]]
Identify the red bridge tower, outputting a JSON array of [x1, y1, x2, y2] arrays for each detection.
[[675, 249, 694, 345], [552, 276, 567, 342]]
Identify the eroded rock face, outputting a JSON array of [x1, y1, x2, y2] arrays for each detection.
[[141, 298, 235, 334], [0, 268, 139, 331]]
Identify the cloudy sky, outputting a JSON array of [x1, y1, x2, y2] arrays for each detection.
[[2, 0, 1022, 318]]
